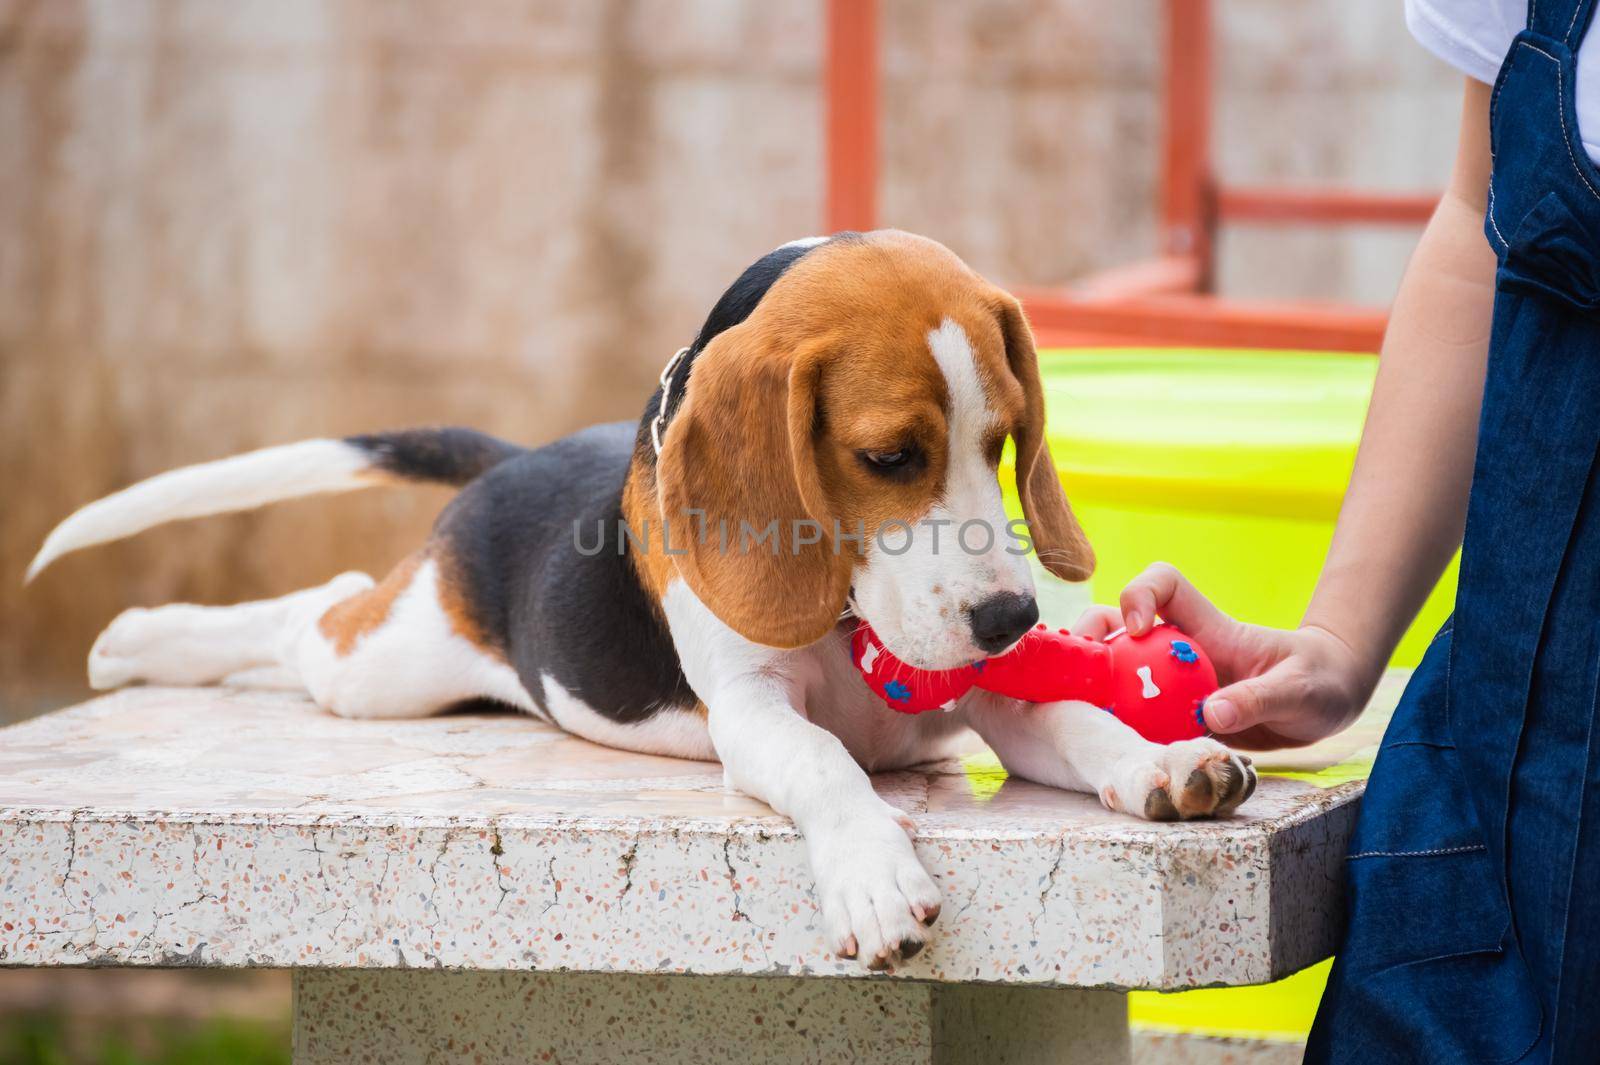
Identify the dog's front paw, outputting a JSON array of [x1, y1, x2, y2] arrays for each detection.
[[809, 806, 941, 970], [1099, 739, 1255, 821]]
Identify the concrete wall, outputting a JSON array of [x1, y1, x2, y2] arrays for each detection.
[[0, 0, 1462, 713]]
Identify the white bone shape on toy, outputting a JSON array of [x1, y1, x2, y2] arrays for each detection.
[[1136, 665, 1161, 700], [859, 641, 881, 675]]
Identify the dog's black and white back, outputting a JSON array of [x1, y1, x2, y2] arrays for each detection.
[[28, 231, 1254, 969]]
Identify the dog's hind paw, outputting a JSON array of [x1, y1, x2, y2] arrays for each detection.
[[88, 607, 158, 690]]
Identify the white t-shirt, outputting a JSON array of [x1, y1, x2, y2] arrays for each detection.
[[1406, 0, 1600, 161]]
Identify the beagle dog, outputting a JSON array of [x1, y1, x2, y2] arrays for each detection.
[[28, 231, 1254, 969]]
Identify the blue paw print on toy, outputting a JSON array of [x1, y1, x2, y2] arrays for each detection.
[[1194, 700, 1207, 728], [972, 660, 986, 672], [1169, 640, 1199, 664], [884, 680, 912, 703]]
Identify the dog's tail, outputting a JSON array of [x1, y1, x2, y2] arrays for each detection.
[[25, 427, 523, 583]]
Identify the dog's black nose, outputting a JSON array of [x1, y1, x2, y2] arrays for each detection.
[[968, 593, 1039, 655]]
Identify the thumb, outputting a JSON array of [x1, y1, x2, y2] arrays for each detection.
[[1202, 671, 1284, 735]]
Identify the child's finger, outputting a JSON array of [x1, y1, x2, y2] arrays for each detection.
[[1118, 562, 1228, 638], [1070, 605, 1123, 640], [1203, 680, 1264, 734], [1203, 665, 1297, 736]]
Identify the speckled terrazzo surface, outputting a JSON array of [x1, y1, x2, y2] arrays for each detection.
[[0, 681, 1399, 989]]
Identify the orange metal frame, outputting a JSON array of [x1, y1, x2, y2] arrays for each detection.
[[822, 0, 1438, 353]]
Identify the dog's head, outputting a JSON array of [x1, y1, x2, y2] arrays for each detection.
[[653, 231, 1093, 669]]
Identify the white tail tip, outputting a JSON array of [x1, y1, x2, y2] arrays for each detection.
[[23, 439, 373, 584]]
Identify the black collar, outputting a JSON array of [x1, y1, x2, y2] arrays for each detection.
[[649, 345, 695, 456]]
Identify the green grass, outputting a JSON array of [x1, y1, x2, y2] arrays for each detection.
[[0, 1013, 288, 1065]]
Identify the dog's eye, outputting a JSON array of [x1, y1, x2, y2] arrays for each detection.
[[858, 447, 918, 476]]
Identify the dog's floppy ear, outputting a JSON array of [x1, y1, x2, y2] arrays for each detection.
[[995, 294, 1095, 582], [655, 325, 851, 648]]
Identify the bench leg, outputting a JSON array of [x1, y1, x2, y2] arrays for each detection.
[[292, 970, 1129, 1065]]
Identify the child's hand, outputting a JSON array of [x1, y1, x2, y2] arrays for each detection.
[[1070, 563, 1381, 750]]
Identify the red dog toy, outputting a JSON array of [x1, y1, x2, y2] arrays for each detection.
[[851, 621, 1216, 744]]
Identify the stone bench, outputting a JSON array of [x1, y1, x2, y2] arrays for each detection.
[[0, 679, 1400, 1064]]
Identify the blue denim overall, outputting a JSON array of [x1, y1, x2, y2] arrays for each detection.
[[1307, 2, 1600, 1060]]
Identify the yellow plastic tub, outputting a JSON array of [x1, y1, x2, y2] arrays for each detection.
[[1027, 347, 1457, 667]]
